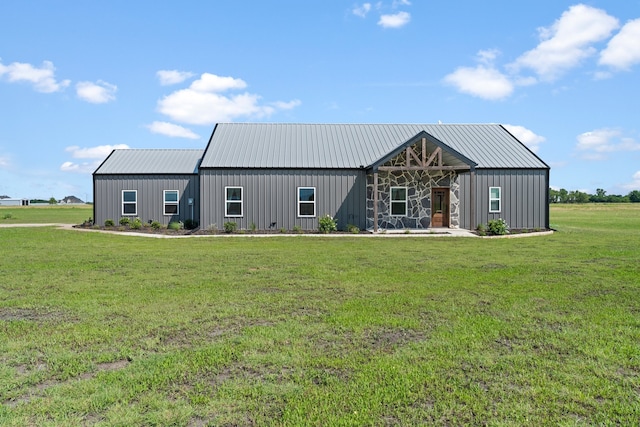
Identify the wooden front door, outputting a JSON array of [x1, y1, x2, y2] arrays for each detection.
[[431, 188, 450, 227]]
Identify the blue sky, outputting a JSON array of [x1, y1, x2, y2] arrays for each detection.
[[1, 1, 639, 201]]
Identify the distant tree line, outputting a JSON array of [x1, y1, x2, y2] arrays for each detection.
[[549, 188, 640, 203]]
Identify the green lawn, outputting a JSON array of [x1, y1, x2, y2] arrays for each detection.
[[0, 205, 639, 425], [0, 205, 92, 224]]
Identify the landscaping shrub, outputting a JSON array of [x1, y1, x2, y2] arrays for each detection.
[[150, 220, 162, 230], [119, 217, 131, 226], [318, 214, 337, 233], [168, 221, 182, 231], [487, 218, 509, 235], [183, 219, 199, 230], [130, 218, 142, 230], [292, 225, 302, 234], [347, 224, 360, 234], [249, 222, 257, 232], [104, 219, 115, 227], [223, 221, 237, 233]]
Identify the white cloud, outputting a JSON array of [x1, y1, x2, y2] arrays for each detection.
[[0, 59, 70, 93], [156, 73, 300, 125], [157, 70, 195, 85], [65, 144, 130, 159], [622, 171, 640, 190], [61, 144, 130, 174], [599, 18, 640, 71], [353, 3, 371, 18], [392, 0, 411, 7], [270, 99, 302, 110], [510, 4, 619, 81], [0, 155, 10, 168], [503, 124, 546, 153], [576, 128, 640, 160], [60, 160, 103, 174], [443, 64, 513, 100], [190, 73, 247, 92], [146, 121, 200, 139], [378, 11, 410, 28], [76, 80, 117, 103]]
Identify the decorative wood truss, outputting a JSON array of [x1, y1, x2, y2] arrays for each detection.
[[377, 138, 471, 172]]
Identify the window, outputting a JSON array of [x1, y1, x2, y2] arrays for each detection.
[[489, 187, 501, 212], [390, 187, 407, 216], [122, 190, 137, 216], [164, 190, 179, 215], [298, 187, 315, 217], [225, 186, 243, 217]]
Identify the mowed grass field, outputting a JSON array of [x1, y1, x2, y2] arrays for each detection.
[[0, 205, 638, 425]]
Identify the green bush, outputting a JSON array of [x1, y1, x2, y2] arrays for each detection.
[[168, 221, 182, 231], [150, 220, 162, 230], [223, 221, 237, 233], [347, 224, 360, 234], [318, 214, 337, 234], [119, 217, 131, 226], [249, 222, 257, 232], [292, 225, 302, 234], [487, 218, 509, 235], [130, 218, 142, 230], [104, 219, 115, 227]]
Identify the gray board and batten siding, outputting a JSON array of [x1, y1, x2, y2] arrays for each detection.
[[458, 169, 549, 230], [200, 169, 367, 231], [93, 149, 203, 226]]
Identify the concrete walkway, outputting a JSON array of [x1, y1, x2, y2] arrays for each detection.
[[0, 223, 552, 238]]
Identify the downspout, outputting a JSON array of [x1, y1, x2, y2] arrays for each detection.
[[92, 173, 96, 225]]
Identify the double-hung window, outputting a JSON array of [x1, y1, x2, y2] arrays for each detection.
[[298, 187, 315, 217], [390, 187, 407, 216], [164, 190, 179, 215], [489, 187, 501, 213], [122, 190, 137, 216], [225, 186, 243, 217]]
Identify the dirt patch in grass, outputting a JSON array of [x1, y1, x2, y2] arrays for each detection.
[[0, 307, 73, 322]]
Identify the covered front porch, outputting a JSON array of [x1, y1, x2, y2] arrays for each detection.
[[365, 131, 477, 232]]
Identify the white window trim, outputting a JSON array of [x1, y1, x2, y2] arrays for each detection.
[[163, 190, 179, 216], [297, 187, 316, 217], [122, 190, 137, 216], [489, 186, 501, 213], [390, 186, 407, 217], [225, 186, 243, 217]]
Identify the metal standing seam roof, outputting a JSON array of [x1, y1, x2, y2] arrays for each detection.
[[94, 149, 204, 174], [200, 123, 549, 169]]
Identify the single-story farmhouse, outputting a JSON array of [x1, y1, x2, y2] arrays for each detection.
[[93, 123, 550, 232]]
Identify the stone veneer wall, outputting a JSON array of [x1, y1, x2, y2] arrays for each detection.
[[366, 170, 460, 230]]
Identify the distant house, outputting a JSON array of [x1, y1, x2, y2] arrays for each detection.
[[59, 195, 84, 204], [93, 123, 549, 231]]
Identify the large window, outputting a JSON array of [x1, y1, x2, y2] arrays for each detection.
[[122, 190, 137, 216], [489, 187, 501, 213], [225, 186, 243, 217], [164, 190, 179, 215], [298, 187, 316, 217], [390, 187, 407, 216]]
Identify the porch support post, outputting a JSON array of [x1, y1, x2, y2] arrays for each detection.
[[469, 169, 476, 230], [373, 171, 379, 232]]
